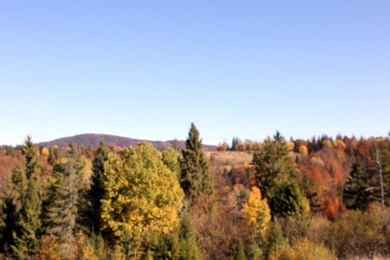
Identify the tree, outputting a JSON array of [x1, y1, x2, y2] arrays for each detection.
[[0, 136, 42, 257], [12, 177, 41, 258], [253, 132, 308, 217], [21, 135, 38, 179], [269, 176, 309, 217], [100, 142, 184, 257], [299, 174, 320, 212], [242, 186, 271, 237], [0, 165, 27, 255], [379, 139, 390, 206], [86, 139, 109, 234], [180, 123, 215, 213], [236, 238, 247, 260], [176, 214, 201, 260], [162, 148, 181, 179], [343, 156, 371, 210], [45, 142, 89, 258]]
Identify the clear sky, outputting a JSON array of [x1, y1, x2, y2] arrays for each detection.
[[1, 1, 389, 146]]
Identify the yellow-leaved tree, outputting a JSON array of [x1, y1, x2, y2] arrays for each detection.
[[100, 142, 184, 258], [242, 186, 271, 237]]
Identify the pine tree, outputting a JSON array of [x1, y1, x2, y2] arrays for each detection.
[[343, 156, 371, 210], [299, 174, 320, 212], [180, 123, 215, 213], [270, 176, 309, 217], [177, 214, 201, 260], [45, 142, 85, 258], [162, 148, 181, 180], [21, 135, 38, 179], [236, 238, 247, 260], [12, 177, 41, 258], [0, 136, 42, 257], [0, 165, 27, 255], [253, 132, 308, 217], [86, 139, 109, 234]]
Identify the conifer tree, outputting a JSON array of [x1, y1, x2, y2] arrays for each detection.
[[45, 142, 86, 258], [0, 136, 42, 257], [12, 177, 41, 258], [21, 135, 38, 179], [180, 123, 215, 213], [0, 165, 27, 254], [270, 176, 309, 217], [236, 238, 247, 260], [177, 214, 201, 260], [299, 174, 320, 212], [253, 132, 308, 217], [343, 156, 371, 210], [86, 139, 109, 234], [162, 148, 181, 179]]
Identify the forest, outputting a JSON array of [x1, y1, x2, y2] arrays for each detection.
[[1, 123, 390, 259]]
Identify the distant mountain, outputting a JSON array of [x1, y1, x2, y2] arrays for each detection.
[[38, 134, 217, 151]]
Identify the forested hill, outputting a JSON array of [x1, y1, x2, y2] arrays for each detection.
[[38, 133, 217, 150]]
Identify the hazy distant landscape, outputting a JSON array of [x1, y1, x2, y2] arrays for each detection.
[[38, 133, 217, 150]]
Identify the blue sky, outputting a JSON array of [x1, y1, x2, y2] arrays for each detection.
[[1, 1, 389, 146]]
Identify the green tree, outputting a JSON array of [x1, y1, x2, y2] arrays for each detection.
[[270, 176, 309, 217], [0, 136, 42, 257], [299, 174, 320, 212], [100, 142, 184, 257], [253, 132, 308, 217], [236, 238, 247, 260], [176, 214, 200, 260], [343, 156, 371, 210], [0, 165, 27, 255], [162, 148, 181, 179], [145, 214, 201, 260], [45, 142, 89, 258], [12, 177, 41, 258], [86, 139, 109, 234], [180, 123, 215, 213], [21, 135, 38, 179]]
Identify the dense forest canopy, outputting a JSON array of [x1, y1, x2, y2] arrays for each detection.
[[1, 126, 390, 259]]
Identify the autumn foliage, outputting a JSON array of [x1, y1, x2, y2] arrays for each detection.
[[1, 131, 390, 259]]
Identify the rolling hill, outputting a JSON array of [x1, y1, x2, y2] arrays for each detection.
[[38, 134, 217, 150]]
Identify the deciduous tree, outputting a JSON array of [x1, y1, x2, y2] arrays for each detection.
[[100, 143, 184, 257], [242, 186, 271, 237]]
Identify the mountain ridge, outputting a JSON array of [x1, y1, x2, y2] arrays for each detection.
[[38, 133, 217, 150]]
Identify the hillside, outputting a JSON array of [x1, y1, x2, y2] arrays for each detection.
[[38, 133, 217, 150]]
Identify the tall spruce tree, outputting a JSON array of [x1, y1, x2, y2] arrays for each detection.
[[253, 132, 308, 217], [45, 142, 85, 258], [0, 136, 42, 257], [0, 165, 27, 255], [12, 177, 41, 258], [21, 135, 38, 179], [180, 123, 215, 213], [343, 156, 371, 210], [86, 139, 109, 234]]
